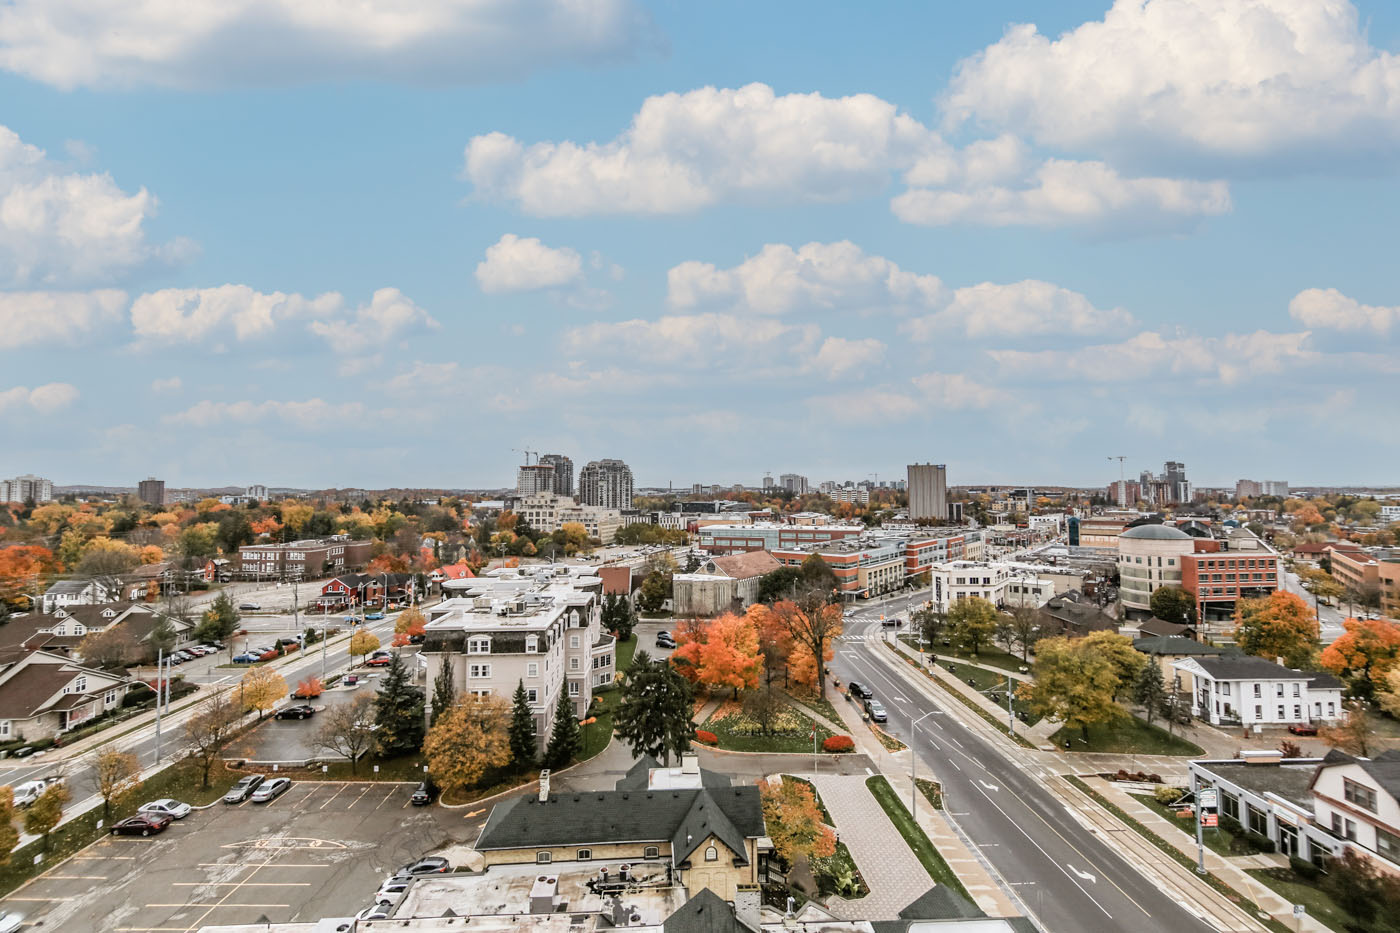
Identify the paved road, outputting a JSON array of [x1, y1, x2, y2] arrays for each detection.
[[831, 618, 1220, 933], [1279, 570, 1346, 643]]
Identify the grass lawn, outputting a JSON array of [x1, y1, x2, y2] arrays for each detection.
[[916, 777, 943, 810], [790, 690, 844, 727], [615, 634, 637, 673], [932, 659, 1041, 726], [887, 648, 1038, 749], [865, 775, 970, 900], [1054, 716, 1204, 757], [1135, 794, 1267, 857], [705, 702, 834, 753], [579, 686, 621, 761], [901, 637, 1029, 674], [1248, 867, 1356, 933]]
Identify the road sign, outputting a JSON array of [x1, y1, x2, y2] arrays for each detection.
[[1198, 788, 1218, 810], [1293, 905, 1305, 917]]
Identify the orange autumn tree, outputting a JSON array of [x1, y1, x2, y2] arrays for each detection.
[[1233, 592, 1319, 669], [750, 603, 793, 687], [758, 777, 835, 863], [1321, 618, 1400, 698], [772, 597, 841, 700], [669, 614, 763, 696], [0, 545, 59, 610]]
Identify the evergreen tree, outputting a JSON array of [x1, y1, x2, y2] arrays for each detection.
[[147, 614, 178, 657], [373, 653, 425, 756], [1133, 661, 1167, 727], [602, 593, 636, 641], [195, 591, 241, 656], [614, 650, 694, 766], [509, 680, 538, 770], [430, 653, 455, 727], [543, 690, 580, 769]]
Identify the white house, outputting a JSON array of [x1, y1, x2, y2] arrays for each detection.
[[40, 578, 117, 613], [1310, 749, 1400, 871], [1173, 656, 1344, 727]]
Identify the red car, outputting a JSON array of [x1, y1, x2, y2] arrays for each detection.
[[365, 654, 393, 668], [111, 813, 172, 837], [1288, 723, 1318, 736]]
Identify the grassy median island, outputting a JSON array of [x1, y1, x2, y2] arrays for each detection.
[[704, 700, 834, 753], [1053, 716, 1203, 756], [865, 775, 970, 900]]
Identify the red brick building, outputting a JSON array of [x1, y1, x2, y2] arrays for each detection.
[[1181, 547, 1282, 621]]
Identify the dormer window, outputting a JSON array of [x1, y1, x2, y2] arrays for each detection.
[[526, 636, 539, 654], [74, 675, 88, 692], [468, 637, 491, 654]]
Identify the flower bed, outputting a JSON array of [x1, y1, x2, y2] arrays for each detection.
[[823, 735, 854, 753], [695, 729, 718, 745]]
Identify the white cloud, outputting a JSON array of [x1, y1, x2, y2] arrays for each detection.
[[911, 372, 1010, 408], [0, 289, 126, 345], [906, 279, 1135, 339], [476, 234, 584, 294], [149, 376, 182, 393], [565, 312, 817, 364], [163, 398, 368, 428], [0, 381, 78, 415], [0, 0, 657, 90], [0, 125, 189, 286], [1289, 287, 1397, 335], [465, 83, 939, 215], [130, 284, 436, 351], [893, 159, 1230, 230], [667, 241, 944, 315], [810, 371, 1006, 425], [943, 0, 1400, 167], [989, 329, 1315, 385], [808, 337, 886, 377]]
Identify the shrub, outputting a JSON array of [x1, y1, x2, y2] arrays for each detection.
[[1289, 856, 1323, 882], [823, 735, 855, 753], [293, 677, 324, 699], [258, 649, 278, 662], [1154, 785, 1185, 806], [694, 730, 718, 745]]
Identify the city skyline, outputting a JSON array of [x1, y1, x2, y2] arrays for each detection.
[[3, 1, 1398, 488]]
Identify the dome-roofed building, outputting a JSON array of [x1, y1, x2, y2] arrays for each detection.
[[1118, 522, 1196, 615]]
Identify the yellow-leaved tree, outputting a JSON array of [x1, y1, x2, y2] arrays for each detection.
[[424, 695, 511, 796], [239, 665, 288, 719]]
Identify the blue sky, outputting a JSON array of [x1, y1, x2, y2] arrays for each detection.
[[2, 0, 1398, 491]]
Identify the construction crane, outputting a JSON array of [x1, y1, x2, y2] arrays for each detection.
[[513, 448, 538, 465], [1107, 455, 1127, 506]]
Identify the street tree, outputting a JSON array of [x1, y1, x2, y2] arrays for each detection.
[[1379, 667, 1400, 719], [348, 629, 381, 663], [1149, 586, 1197, 627], [1006, 606, 1042, 662], [911, 604, 946, 656], [1320, 617, 1400, 699], [92, 748, 142, 820], [373, 653, 425, 756], [799, 555, 839, 595], [25, 783, 69, 852], [752, 603, 793, 687], [637, 571, 669, 613], [1133, 662, 1167, 727], [776, 587, 842, 701], [311, 693, 377, 774], [743, 682, 786, 735], [1233, 592, 1319, 668], [77, 627, 139, 671], [424, 695, 511, 795], [756, 566, 802, 604], [1078, 631, 1148, 701], [544, 690, 580, 769], [196, 592, 241, 657], [758, 777, 835, 863], [393, 607, 427, 638], [238, 665, 287, 720], [430, 653, 455, 727], [0, 787, 17, 864], [614, 650, 695, 766], [1320, 702, 1374, 758], [1023, 636, 1123, 744], [671, 613, 762, 696], [946, 597, 998, 656], [508, 680, 537, 770], [185, 692, 240, 787]]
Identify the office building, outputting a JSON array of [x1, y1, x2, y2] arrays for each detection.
[[0, 474, 53, 504], [245, 484, 268, 500], [907, 463, 947, 521], [137, 477, 165, 507], [579, 458, 634, 509], [778, 473, 808, 496], [538, 453, 574, 497], [237, 535, 373, 580]]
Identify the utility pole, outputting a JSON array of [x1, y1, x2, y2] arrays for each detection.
[[154, 648, 164, 763], [1191, 768, 1208, 874], [1007, 674, 1015, 737]]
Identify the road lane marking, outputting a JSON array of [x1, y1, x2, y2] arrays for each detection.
[[172, 882, 311, 887], [950, 760, 961, 771], [979, 781, 1000, 792], [1068, 865, 1098, 883]]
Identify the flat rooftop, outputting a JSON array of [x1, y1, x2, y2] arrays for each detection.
[[1194, 759, 1323, 809]]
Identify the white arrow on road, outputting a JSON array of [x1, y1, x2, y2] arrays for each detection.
[[979, 780, 999, 792], [1068, 865, 1098, 883]]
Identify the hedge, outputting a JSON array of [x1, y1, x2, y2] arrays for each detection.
[[823, 735, 855, 753], [694, 730, 718, 745]]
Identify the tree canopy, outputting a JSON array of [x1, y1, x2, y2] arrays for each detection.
[[1233, 592, 1319, 668], [614, 650, 695, 766], [425, 695, 511, 794], [1022, 636, 1124, 742]]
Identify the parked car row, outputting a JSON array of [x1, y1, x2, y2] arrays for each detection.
[[845, 681, 887, 722], [359, 857, 451, 921], [163, 643, 223, 665], [221, 773, 291, 804]]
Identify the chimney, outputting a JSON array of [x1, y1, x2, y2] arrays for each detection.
[[782, 897, 797, 929], [538, 769, 550, 802], [734, 884, 761, 932], [681, 755, 700, 775], [619, 864, 630, 882]]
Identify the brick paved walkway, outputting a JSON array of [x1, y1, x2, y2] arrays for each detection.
[[810, 773, 931, 920]]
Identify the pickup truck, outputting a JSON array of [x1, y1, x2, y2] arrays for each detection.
[[12, 776, 63, 807]]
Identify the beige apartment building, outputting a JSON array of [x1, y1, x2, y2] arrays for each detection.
[[510, 491, 624, 544]]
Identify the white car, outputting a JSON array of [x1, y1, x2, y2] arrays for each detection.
[[251, 777, 291, 803], [356, 904, 392, 922], [376, 878, 411, 904], [139, 798, 192, 820], [0, 908, 24, 933]]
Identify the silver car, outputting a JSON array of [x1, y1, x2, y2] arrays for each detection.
[[251, 777, 291, 803]]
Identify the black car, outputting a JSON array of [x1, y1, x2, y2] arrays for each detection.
[[223, 774, 266, 804], [410, 782, 437, 806], [111, 813, 172, 837], [864, 698, 888, 723], [655, 632, 676, 648], [847, 681, 873, 700], [274, 704, 316, 720], [400, 856, 450, 875]]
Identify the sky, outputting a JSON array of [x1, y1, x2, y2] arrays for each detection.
[[2, 0, 1399, 491]]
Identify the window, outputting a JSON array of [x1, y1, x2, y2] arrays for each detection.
[[105, 689, 118, 706], [0, 721, 9, 738], [1275, 684, 1284, 697], [705, 846, 718, 862], [537, 852, 552, 864], [644, 846, 660, 859], [569, 682, 579, 697], [526, 636, 539, 654], [1294, 705, 1301, 719], [527, 662, 539, 678], [469, 663, 492, 678], [1344, 779, 1378, 812], [1292, 684, 1301, 697], [1328, 702, 1336, 717], [1379, 829, 1400, 863], [1277, 706, 1285, 718], [570, 635, 580, 649], [1253, 684, 1262, 698], [74, 675, 87, 692], [1247, 805, 1269, 837], [1220, 792, 1239, 821], [577, 849, 592, 861], [1221, 683, 1232, 696], [469, 688, 492, 697], [468, 637, 490, 654], [527, 688, 538, 703], [570, 657, 580, 670], [1254, 705, 1262, 719]]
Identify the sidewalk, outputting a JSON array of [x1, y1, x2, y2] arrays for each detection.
[[810, 773, 929, 920]]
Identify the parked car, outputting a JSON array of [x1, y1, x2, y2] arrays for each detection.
[[410, 782, 437, 806], [275, 704, 317, 721], [655, 632, 676, 649], [409, 633, 426, 645], [231, 652, 261, 664], [376, 877, 412, 903], [111, 813, 172, 837], [0, 909, 24, 933], [1288, 723, 1318, 736], [139, 799, 192, 820], [223, 774, 266, 804], [238, 603, 261, 611], [251, 777, 291, 803], [399, 856, 450, 875], [173, 650, 196, 662], [864, 698, 888, 723], [881, 617, 902, 627], [343, 673, 360, 686], [365, 655, 392, 668], [847, 681, 873, 700], [356, 905, 392, 922]]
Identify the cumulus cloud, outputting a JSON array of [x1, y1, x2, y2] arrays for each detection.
[[667, 241, 943, 314], [476, 234, 584, 293], [905, 279, 1135, 339], [808, 337, 886, 377], [130, 284, 436, 351], [0, 289, 126, 345], [163, 398, 368, 428], [0, 0, 658, 90], [989, 329, 1315, 385], [0, 125, 189, 286], [565, 312, 818, 364], [1289, 287, 1397, 335], [810, 371, 1006, 425], [150, 376, 182, 393], [0, 381, 78, 415], [943, 0, 1400, 167], [893, 159, 1230, 231]]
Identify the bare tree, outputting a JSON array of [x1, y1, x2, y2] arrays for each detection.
[[185, 693, 240, 787], [311, 693, 377, 774], [1006, 606, 1043, 663], [77, 627, 139, 671]]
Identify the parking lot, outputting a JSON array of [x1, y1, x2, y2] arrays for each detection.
[[2, 779, 480, 932]]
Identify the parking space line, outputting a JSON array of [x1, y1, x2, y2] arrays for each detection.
[[318, 784, 349, 809], [197, 863, 330, 869], [375, 789, 395, 809], [4, 895, 74, 901], [41, 874, 109, 880], [181, 857, 276, 933], [150, 902, 291, 908], [348, 784, 373, 808]]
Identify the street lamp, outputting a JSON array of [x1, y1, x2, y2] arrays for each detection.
[[910, 709, 936, 821]]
